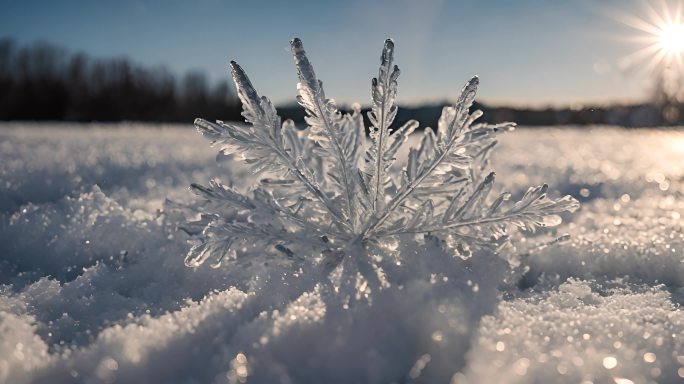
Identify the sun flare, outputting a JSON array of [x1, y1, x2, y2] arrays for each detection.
[[610, 1, 684, 122], [614, 1, 684, 73], [658, 22, 684, 54]]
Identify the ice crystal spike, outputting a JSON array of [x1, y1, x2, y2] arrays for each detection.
[[366, 38, 401, 215], [186, 37, 580, 273]]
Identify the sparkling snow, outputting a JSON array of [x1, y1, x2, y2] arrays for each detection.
[[1, 123, 683, 383]]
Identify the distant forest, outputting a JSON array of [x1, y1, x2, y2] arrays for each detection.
[[1, 38, 682, 127], [0, 38, 241, 122]]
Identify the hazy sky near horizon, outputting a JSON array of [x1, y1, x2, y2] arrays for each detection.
[[0, 0, 677, 106]]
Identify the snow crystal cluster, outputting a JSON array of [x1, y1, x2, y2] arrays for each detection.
[[187, 39, 578, 302], [0, 43, 683, 384]]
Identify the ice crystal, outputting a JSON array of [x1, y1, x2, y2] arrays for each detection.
[[185, 38, 579, 270]]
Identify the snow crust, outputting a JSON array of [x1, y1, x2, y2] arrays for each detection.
[[1, 123, 683, 383]]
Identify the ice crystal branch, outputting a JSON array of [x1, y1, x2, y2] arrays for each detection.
[[185, 38, 579, 270], [366, 39, 405, 215], [291, 39, 366, 232]]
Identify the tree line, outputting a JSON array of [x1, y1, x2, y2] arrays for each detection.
[[1, 38, 681, 126], [0, 38, 242, 122]]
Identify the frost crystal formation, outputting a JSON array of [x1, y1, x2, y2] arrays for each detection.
[[186, 38, 579, 269]]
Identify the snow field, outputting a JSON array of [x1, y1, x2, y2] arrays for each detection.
[[1, 123, 683, 383]]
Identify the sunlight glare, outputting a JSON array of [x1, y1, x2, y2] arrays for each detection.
[[613, 1, 684, 72], [658, 23, 684, 53]]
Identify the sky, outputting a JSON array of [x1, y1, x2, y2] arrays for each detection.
[[0, 0, 678, 107]]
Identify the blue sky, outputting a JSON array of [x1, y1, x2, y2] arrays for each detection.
[[0, 0, 671, 106]]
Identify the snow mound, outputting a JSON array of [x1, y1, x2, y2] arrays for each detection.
[[461, 279, 684, 384]]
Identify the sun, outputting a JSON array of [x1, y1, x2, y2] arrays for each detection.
[[612, 1, 684, 73], [608, 1, 684, 122], [658, 22, 684, 54]]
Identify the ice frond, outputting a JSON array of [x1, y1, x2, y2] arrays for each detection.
[[185, 37, 579, 274], [291, 38, 366, 232], [365, 39, 405, 215]]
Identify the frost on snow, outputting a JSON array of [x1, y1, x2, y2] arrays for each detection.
[[187, 38, 579, 281], [461, 279, 684, 384]]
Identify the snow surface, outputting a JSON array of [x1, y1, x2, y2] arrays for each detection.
[[1, 122, 684, 384]]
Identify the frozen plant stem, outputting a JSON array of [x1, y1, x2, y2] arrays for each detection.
[[186, 37, 579, 271]]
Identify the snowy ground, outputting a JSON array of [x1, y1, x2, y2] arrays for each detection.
[[1, 122, 684, 384]]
